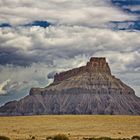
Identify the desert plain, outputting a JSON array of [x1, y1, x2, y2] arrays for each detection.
[[0, 115, 140, 140]]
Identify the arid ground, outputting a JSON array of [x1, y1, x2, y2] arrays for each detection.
[[0, 115, 140, 140]]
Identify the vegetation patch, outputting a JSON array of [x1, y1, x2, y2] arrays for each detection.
[[46, 135, 140, 140], [83, 137, 113, 140], [132, 136, 140, 140], [0, 136, 10, 140], [47, 134, 69, 140], [27, 135, 36, 140], [83, 136, 140, 140], [46, 136, 53, 140]]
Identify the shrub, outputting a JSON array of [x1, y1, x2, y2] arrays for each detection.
[[27, 135, 36, 140], [88, 138, 97, 140], [46, 136, 52, 140], [31, 136, 36, 140], [98, 137, 112, 140], [0, 136, 10, 140], [52, 134, 69, 140], [132, 136, 140, 140], [83, 137, 113, 140]]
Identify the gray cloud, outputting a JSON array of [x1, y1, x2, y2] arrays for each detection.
[[0, 26, 140, 68]]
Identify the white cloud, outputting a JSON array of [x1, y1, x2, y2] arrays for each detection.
[[0, 0, 137, 26], [0, 26, 140, 70], [0, 79, 11, 94]]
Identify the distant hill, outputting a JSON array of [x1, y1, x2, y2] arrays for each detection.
[[0, 57, 140, 115]]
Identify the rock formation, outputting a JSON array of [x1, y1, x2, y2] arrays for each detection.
[[0, 57, 140, 116]]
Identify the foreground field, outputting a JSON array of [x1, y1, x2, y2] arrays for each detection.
[[0, 115, 140, 140]]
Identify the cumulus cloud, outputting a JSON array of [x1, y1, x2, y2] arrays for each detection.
[[0, 26, 140, 67], [0, 79, 11, 94], [0, 0, 138, 26]]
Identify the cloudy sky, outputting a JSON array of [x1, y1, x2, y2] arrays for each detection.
[[0, 0, 140, 105]]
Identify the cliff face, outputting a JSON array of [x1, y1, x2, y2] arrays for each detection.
[[0, 57, 140, 116], [47, 57, 134, 95], [54, 57, 111, 83]]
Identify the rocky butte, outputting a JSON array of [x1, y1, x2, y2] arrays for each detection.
[[0, 57, 140, 115]]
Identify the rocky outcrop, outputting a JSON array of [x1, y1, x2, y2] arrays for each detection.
[[54, 57, 111, 83], [0, 57, 140, 116]]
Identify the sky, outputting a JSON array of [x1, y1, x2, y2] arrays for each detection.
[[0, 0, 140, 105]]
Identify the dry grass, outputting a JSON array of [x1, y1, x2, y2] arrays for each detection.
[[0, 115, 139, 140]]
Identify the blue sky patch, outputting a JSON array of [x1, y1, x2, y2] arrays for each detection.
[[112, 0, 140, 15], [0, 21, 51, 28], [23, 21, 51, 28], [0, 23, 11, 28], [112, 0, 140, 6], [110, 20, 140, 30]]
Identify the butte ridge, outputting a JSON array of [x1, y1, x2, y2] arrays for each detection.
[[0, 57, 140, 115]]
